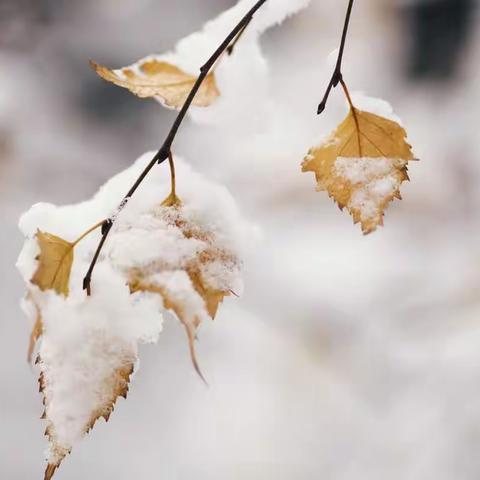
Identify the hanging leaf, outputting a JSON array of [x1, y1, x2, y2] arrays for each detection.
[[27, 231, 75, 363], [302, 107, 415, 234], [26, 227, 139, 480], [31, 231, 75, 296], [40, 352, 136, 480], [18, 153, 246, 478], [124, 204, 239, 379], [90, 59, 220, 109]]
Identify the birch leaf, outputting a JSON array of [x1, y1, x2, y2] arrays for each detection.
[[125, 205, 238, 379], [302, 108, 415, 234], [90, 59, 220, 109], [28, 231, 138, 480], [27, 231, 74, 361], [41, 355, 135, 480], [31, 231, 74, 296], [130, 275, 206, 380]]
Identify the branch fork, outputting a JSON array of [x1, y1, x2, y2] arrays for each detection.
[[83, 0, 268, 295], [317, 0, 355, 114], [83, 0, 357, 294]]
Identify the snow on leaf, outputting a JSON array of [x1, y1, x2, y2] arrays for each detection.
[[40, 347, 136, 480], [125, 204, 238, 380], [18, 153, 247, 478], [31, 231, 74, 296], [302, 108, 415, 234], [27, 232, 140, 480], [90, 59, 220, 109]]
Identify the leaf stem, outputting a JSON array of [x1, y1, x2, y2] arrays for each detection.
[[340, 77, 362, 156], [72, 220, 105, 247], [161, 150, 182, 207], [168, 150, 177, 200], [317, 0, 355, 114], [83, 0, 269, 294], [339, 77, 355, 110]]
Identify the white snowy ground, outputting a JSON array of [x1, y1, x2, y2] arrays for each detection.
[[2, 1, 480, 479]]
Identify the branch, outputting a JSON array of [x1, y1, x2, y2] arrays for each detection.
[[83, 0, 268, 295], [317, 0, 355, 114], [227, 22, 249, 56]]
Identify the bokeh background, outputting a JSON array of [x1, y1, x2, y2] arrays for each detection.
[[1, 0, 480, 479]]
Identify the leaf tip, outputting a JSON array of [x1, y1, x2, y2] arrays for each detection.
[[44, 464, 57, 480]]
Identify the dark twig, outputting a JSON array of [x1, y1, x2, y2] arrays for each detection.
[[317, 0, 355, 114], [227, 22, 249, 55], [83, 0, 268, 294]]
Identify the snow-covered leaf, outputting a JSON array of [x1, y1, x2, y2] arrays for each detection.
[[26, 232, 141, 480], [90, 59, 220, 109], [302, 108, 414, 234], [125, 203, 240, 380], [40, 344, 136, 480], [17, 152, 249, 477]]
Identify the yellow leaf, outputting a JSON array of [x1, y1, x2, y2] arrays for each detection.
[[302, 108, 415, 234], [187, 254, 230, 319], [28, 230, 74, 363], [127, 206, 236, 379], [130, 269, 230, 382], [90, 59, 220, 109], [130, 278, 205, 380], [27, 224, 133, 479], [31, 231, 75, 296]]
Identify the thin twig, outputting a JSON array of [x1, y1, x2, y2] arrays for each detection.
[[83, 0, 269, 294], [317, 0, 355, 114], [227, 22, 249, 55]]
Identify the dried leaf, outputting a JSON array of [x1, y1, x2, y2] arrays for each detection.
[[29, 231, 137, 480], [28, 231, 74, 364], [302, 108, 414, 234], [90, 59, 220, 109], [40, 353, 135, 480], [130, 277, 205, 380], [127, 205, 237, 379], [31, 231, 74, 296], [187, 268, 228, 319], [44, 464, 57, 480]]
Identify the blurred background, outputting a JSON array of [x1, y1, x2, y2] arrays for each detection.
[[1, 0, 480, 479]]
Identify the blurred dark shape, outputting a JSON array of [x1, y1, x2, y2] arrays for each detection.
[[78, 63, 153, 123], [0, 0, 74, 50], [402, 0, 475, 81]]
